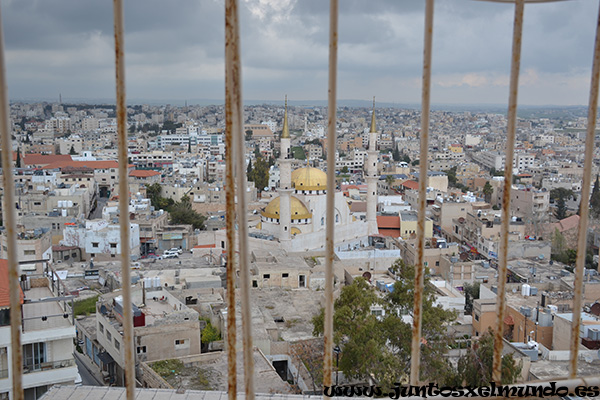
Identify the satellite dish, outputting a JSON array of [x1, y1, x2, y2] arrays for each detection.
[[362, 271, 372, 280]]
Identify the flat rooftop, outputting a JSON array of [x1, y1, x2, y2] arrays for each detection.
[[23, 286, 73, 331]]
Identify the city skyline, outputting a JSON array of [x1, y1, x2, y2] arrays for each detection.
[[3, 0, 599, 106]]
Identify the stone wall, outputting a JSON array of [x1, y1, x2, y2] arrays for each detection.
[[138, 361, 172, 389]]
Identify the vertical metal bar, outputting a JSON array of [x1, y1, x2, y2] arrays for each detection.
[[226, 1, 254, 398], [0, 3, 23, 399], [493, 0, 524, 385], [224, 0, 238, 396], [570, 0, 600, 379], [113, 0, 135, 398], [410, 0, 434, 386], [323, 0, 338, 391]]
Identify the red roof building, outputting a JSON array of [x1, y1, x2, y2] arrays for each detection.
[[0, 259, 24, 308]]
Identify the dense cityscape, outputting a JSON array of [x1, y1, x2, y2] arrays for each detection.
[[1, 99, 599, 398]]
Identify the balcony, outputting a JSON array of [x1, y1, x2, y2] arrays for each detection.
[[23, 358, 75, 374]]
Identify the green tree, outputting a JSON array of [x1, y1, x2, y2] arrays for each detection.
[[482, 181, 493, 204], [340, 165, 349, 174], [69, 145, 77, 155], [385, 174, 395, 189], [551, 228, 566, 256], [169, 195, 206, 230], [444, 167, 458, 187], [145, 183, 174, 211], [15, 148, 21, 168], [463, 282, 480, 315], [550, 187, 574, 203], [201, 321, 221, 344], [590, 175, 600, 218], [392, 147, 401, 162], [245, 129, 253, 141], [246, 158, 253, 177], [449, 329, 522, 387], [312, 260, 457, 388], [248, 156, 269, 192], [555, 195, 567, 220], [401, 154, 411, 164]]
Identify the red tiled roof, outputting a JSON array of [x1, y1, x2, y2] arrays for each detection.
[[0, 259, 24, 308], [129, 170, 161, 178], [401, 180, 419, 190], [43, 160, 119, 170], [556, 215, 580, 232], [378, 229, 401, 238], [377, 215, 400, 229], [23, 154, 72, 166]]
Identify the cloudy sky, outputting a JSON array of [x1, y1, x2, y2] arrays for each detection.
[[2, 0, 598, 106]]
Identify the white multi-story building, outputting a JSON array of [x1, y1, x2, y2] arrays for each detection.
[[0, 261, 78, 400]]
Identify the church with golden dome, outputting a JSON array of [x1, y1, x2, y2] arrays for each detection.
[[254, 98, 377, 252]]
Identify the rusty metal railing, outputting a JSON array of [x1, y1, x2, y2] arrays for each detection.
[[113, 0, 136, 398], [411, 0, 435, 386], [0, 1, 22, 398], [0, 0, 598, 399], [570, 0, 600, 380], [323, 0, 339, 393], [225, 1, 255, 400], [492, 0, 525, 384]]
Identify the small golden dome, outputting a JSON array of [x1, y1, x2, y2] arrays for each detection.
[[292, 166, 327, 191], [261, 196, 312, 220]]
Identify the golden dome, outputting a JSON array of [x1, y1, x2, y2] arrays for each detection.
[[261, 196, 312, 220], [292, 166, 327, 191]]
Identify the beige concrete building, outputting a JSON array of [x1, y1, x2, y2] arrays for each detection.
[[95, 286, 201, 386], [472, 286, 498, 337]]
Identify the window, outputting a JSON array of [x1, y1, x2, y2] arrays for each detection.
[[107, 331, 112, 341], [92, 242, 99, 248], [474, 314, 480, 322], [282, 273, 289, 278], [175, 339, 189, 350], [99, 322, 104, 333], [263, 274, 270, 279], [23, 250, 35, 256], [137, 346, 146, 354], [23, 342, 46, 371], [110, 243, 117, 248]]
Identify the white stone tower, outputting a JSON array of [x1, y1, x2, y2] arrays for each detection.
[[279, 96, 293, 244], [366, 98, 379, 236]]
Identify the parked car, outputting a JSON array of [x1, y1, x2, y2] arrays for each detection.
[[164, 252, 179, 259], [168, 248, 183, 254]]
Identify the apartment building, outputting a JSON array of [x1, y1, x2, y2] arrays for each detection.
[[95, 287, 201, 386], [0, 261, 78, 400], [0, 229, 52, 275]]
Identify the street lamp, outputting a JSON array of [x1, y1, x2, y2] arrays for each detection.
[[333, 345, 341, 386]]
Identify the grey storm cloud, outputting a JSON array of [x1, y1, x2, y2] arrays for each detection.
[[1, 0, 598, 105]]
